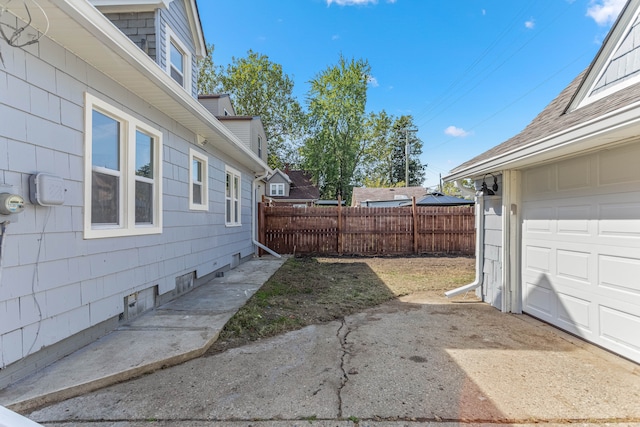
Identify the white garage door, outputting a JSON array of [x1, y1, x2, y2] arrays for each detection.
[[521, 141, 640, 363]]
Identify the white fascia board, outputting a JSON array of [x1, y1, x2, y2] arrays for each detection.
[[28, 0, 267, 173], [445, 100, 640, 181], [89, 0, 172, 13], [185, 0, 206, 58]]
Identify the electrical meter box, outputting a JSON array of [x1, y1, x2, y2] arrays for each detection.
[[29, 173, 65, 206], [0, 193, 25, 215]]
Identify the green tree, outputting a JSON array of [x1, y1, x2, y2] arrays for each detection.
[[218, 50, 306, 169], [302, 56, 371, 202], [359, 110, 395, 187], [197, 43, 221, 95], [388, 115, 426, 187]]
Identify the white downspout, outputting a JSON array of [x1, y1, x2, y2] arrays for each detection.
[[252, 172, 281, 258], [445, 183, 484, 298]]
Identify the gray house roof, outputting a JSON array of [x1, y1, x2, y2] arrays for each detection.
[[447, 0, 640, 180], [351, 187, 428, 207], [410, 193, 475, 206]]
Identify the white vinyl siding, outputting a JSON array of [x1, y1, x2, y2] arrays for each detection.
[[189, 148, 208, 210], [84, 93, 163, 238]]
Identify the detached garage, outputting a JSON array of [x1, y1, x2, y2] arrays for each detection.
[[446, 0, 640, 364]]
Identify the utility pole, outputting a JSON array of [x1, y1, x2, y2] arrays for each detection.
[[403, 128, 418, 187]]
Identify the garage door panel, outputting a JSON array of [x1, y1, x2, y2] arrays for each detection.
[[524, 280, 554, 318], [523, 205, 554, 233], [599, 201, 640, 239], [599, 254, 640, 297], [557, 292, 592, 333], [598, 142, 640, 185], [557, 156, 592, 190], [599, 306, 640, 358], [524, 245, 552, 273], [557, 205, 591, 235], [556, 249, 590, 284]]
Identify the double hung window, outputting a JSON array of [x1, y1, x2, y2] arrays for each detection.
[[225, 166, 241, 226], [189, 148, 208, 210], [84, 93, 162, 238], [165, 27, 191, 90], [270, 183, 285, 196]]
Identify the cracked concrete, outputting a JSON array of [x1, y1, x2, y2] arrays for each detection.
[[337, 318, 352, 419], [24, 299, 640, 427]]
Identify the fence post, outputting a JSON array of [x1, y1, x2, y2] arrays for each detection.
[[412, 196, 418, 254], [337, 196, 343, 255]]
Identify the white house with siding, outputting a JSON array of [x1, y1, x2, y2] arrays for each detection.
[[446, 0, 640, 364], [0, 0, 272, 387]]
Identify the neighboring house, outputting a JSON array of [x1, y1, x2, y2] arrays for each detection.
[[445, 0, 640, 364], [0, 0, 272, 387], [401, 192, 474, 207], [266, 169, 320, 206], [351, 186, 428, 207]]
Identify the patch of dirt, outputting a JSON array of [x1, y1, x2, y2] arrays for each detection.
[[205, 255, 476, 355]]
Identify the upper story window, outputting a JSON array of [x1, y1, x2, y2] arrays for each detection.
[[270, 183, 285, 196], [225, 166, 241, 226], [165, 26, 191, 90], [189, 148, 208, 210], [84, 93, 163, 239], [258, 136, 263, 159]]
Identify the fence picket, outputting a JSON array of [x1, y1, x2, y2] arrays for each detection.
[[258, 204, 475, 256]]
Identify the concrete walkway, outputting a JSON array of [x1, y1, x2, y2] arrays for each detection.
[[0, 256, 286, 413], [20, 296, 640, 427]]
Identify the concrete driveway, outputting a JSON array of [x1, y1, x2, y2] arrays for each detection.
[[24, 292, 640, 426]]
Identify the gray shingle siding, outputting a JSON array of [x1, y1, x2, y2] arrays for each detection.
[[592, 14, 640, 95], [0, 19, 253, 383], [103, 11, 157, 61]]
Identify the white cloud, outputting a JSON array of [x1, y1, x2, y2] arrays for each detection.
[[332, 34, 340, 40], [367, 76, 379, 87], [586, 0, 625, 26], [444, 126, 471, 137], [525, 18, 535, 29], [482, 9, 486, 16]]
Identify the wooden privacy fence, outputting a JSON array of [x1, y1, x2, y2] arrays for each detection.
[[258, 202, 475, 256]]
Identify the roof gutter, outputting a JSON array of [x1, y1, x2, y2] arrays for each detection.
[[445, 193, 484, 298], [445, 99, 640, 181]]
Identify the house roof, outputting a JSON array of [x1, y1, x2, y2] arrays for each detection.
[[12, 0, 269, 174], [446, 0, 640, 181], [409, 193, 475, 206], [271, 170, 320, 201], [351, 187, 428, 206]]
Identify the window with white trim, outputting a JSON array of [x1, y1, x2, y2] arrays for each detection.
[[84, 93, 162, 238], [270, 183, 285, 196], [165, 26, 191, 89], [189, 148, 208, 210], [225, 166, 241, 226]]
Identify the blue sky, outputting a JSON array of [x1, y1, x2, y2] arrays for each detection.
[[198, 0, 625, 187]]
